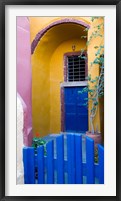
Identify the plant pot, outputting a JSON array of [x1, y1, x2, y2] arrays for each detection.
[[86, 131, 102, 147]]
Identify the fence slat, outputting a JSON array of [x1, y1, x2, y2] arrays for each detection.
[[75, 134, 83, 184], [98, 144, 104, 184], [56, 135, 64, 184], [23, 147, 35, 184], [23, 134, 104, 184], [46, 140, 54, 184], [67, 134, 75, 184], [86, 137, 95, 184], [37, 146, 44, 184]]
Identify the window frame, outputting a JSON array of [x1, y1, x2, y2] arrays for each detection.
[[63, 51, 88, 82]]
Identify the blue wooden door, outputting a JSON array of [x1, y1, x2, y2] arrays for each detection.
[[64, 87, 88, 133]]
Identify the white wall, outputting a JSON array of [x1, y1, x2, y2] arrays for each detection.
[[17, 95, 24, 184]]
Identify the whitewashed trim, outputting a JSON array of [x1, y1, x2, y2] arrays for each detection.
[[60, 81, 88, 87]]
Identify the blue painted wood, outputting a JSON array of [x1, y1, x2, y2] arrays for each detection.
[[23, 147, 35, 184], [37, 146, 44, 184], [23, 134, 104, 184], [64, 87, 88, 132], [46, 140, 54, 184], [94, 163, 99, 178], [76, 87, 88, 132], [27, 148, 35, 184], [23, 148, 28, 184], [98, 144, 104, 184], [75, 134, 83, 183], [56, 135, 64, 184], [86, 137, 95, 184], [67, 134, 75, 184]]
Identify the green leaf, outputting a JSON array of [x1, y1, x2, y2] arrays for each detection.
[[95, 48, 101, 56], [99, 57, 104, 64], [86, 41, 89, 46], [78, 91, 83, 94], [91, 79, 97, 83], [100, 45, 104, 48], [93, 57, 100, 64], [81, 36, 87, 39], [80, 56, 87, 60], [83, 27, 89, 32], [94, 101, 98, 106], [94, 46, 99, 49]]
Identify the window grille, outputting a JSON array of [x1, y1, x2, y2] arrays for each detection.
[[67, 55, 86, 82]]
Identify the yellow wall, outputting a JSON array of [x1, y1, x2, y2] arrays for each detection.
[[29, 17, 91, 43], [88, 17, 104, 133], [31, 41, 50, 136], [29, 17, 104, 137]]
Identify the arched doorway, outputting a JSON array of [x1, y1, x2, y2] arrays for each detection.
[[31, 18, 90, 136]]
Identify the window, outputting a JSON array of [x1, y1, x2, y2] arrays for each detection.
[[67, 55, 86, 82]]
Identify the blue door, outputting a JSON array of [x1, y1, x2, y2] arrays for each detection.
[[64, 86, 88, 133]]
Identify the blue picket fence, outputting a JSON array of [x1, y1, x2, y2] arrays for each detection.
[[23, 133, 104, 184]]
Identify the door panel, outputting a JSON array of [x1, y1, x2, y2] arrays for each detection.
[[65, 88, 76, 103], [65, 114, 77, 132], [64, 86, 88, 133], [65, 104, 76, 113]]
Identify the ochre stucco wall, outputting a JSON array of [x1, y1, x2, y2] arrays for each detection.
[[88, 17, 104, 133], [31, 40, 50, 136], [29, 17, 104, 137], [29, 17, 91, 43]]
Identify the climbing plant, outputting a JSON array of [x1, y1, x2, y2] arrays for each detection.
[[79, 17, 104, 134], [32, 133, 47, 154]]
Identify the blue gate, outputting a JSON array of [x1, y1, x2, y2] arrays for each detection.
[[64, 87, 88, 133], [23, 134, 104, 184]]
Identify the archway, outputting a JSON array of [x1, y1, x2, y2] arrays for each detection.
[[31, 18, 90, 54], [31, 18, 89, 136]]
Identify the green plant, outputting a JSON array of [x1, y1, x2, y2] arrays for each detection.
[[94, 146, 98, 163], [32, 137, 47, 155], [79, 17, 104, 134]]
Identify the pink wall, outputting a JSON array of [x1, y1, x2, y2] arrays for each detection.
[[17, 17, 32, 146]]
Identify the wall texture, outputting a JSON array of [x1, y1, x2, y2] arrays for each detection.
[[17, 94, 24, 184], [17, 17, 32, 145], [87, 17, 104, 132], [29, 17, 104, 137], [30, 18, 88, 136]]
